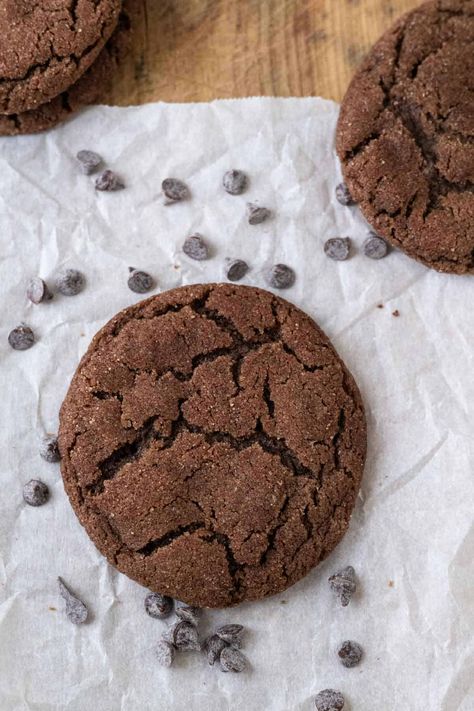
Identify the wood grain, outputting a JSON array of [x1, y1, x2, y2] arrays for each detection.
[[108, 0, 423, 106]]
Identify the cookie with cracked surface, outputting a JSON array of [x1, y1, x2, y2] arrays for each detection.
[[0, 3, 131, 136], [336, 0, 474, 274], [0, 0, 121, 115], [58, 284, 366, 608]]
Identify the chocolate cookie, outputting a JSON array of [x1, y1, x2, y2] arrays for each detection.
[[337, 0, 474, 274], [0, 5, 131, 137], [0, 0, 121, 115], [58, 284, 366, 608]]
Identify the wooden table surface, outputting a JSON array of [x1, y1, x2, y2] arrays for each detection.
[[109, 0, 422, 106]]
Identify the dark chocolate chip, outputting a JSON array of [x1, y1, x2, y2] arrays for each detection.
[[172, 621, 201, 651], [266, 263, 295, 289], [223, 170, 248, 195], [55, 269, 85, 296], [8, 325, 35, 351], [23, 479, 49, 507], [328, 565, 356, 607], [247, 203, 271, 225], [175, 605, 200, 626], [156, 639, 175, 667], [39, 435, 61, 463], [127, 268, 155, 294], [314, 689, 345, 711], [26, 277, 53, 304], [76, 150, 102, 175], [95, 170, 124, 191], [182, 233, 209, 261], [335, 182, 355, 206], [363, 233, 389, 259], [324, 237, 351, 261], [162, 178, 189, 204], [215, 624, 244, 645], [203, 634, 227, 666], [219, 646, 247, 673], [144, 592, 174, 619], [337, 640, 363, 668], [58, 577, 88, 625], [225, 258, 248, 282]]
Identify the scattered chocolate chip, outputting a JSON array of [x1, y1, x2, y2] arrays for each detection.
[[175, 605, 200, 626], [392, 309, 400, 317], [162, 178, 189, 204], [215, 624, 244, 645], [55, 269, 85, 296], [225, 258, 249, 282], [26, 277, 53, 304], [76, 150, 102, 175], [314, 689, 345, 711], [247, 202, 271, 225], [220, 646, 247, 673], [144, 592, 174, 619], [337, 640, 363, 668], [8, 324, 35, 351], [266, 263, 295, 289], [328, 565, 356, 607], [363, 233, 389, 259], [203, 634, 227, 666], [223, 170, 248, 195], [335, 182, 355, 206], [172, 621, 201, 651], [324, 237, 351, 261], [156, 639, 175, 667], [95, 169, 124, 192], [23, 479, 49, 507], [127, 268, 155, 294], [39, 435, 60, 463], [58, 577, 88, 625], [182, 233, 209, 261]]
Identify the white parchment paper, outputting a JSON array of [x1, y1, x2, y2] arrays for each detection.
[[0, 98, 473, 711]]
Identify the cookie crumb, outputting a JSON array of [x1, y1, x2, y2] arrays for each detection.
[[388, 580, 394, 588], [392, 309, 400, 317], [377, 304, 384, 309]]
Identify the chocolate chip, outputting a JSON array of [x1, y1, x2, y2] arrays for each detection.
[[23, 479, 49, 507], [55, 269, 85, 296], [363, 233, 389, 259], [182, 233, 209, 261], [76, 150, 102, 175], [247, 203, 271, 225], [39, 435, 61, 463], [337, 640, 363, 668], [127, 268, 154, 294], [156, 639, 175, 667], [144, 592, 174, 619], [8, 325, 35, 351], [95, 170, 124, 191], [328, 565, 356, 607], [215, 624, 244, 645], [225, 258, 248, 282], [58, 577, 88, 625], [203, 634, 227, 666], [172, 621, 201, 651], [314, 689, 345, 711], [219, 646, 247, 673], [266, 263, 295, 289], [162, 178, 189, 204], [223, 170, 248, 195], [26, 277, 53, 304], [175, 605, 200, 626], [335, 182, 355, 206], [324, 237, 351, 261]]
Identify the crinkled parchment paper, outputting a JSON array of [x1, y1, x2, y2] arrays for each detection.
[[0, 98, 473, 711]]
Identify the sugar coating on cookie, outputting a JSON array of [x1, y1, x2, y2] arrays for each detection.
[[337, 0, 474, 274], [59, 284, 366, 608]]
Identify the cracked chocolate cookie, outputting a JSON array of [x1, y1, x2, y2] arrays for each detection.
[[336, 0, 474, 274], [0, 0, 121, 115], [58, 284, 366, 608], [0, 4, 131, 136]]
